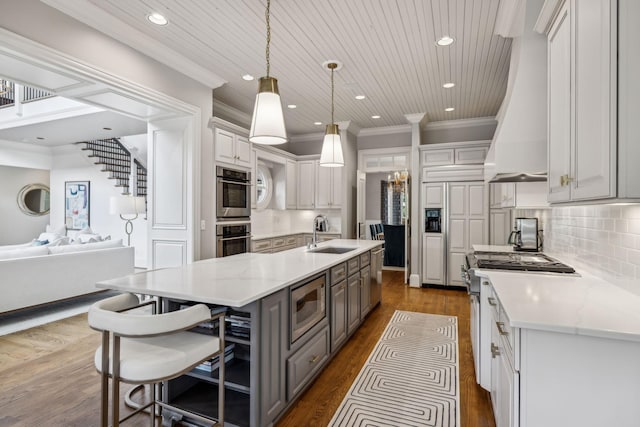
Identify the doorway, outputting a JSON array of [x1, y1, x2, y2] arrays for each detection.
[[0, 29, 201, 268]]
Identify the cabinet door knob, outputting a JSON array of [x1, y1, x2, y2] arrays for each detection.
[[496, 321, 509, 336], [491, 342, 501, 358], [488, 297, 498, 307], [560, 174, 574, 186], [309, 355, 319, 364]]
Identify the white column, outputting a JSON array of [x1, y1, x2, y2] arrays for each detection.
[[404, 113, 428, 287]]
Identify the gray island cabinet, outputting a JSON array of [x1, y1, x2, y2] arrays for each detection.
[[96, 239, 383, 427]]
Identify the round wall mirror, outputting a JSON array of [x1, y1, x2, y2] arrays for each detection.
[[17, 183, 50, 216], [256, 163, 273, 210]]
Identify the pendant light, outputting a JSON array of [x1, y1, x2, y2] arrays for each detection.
[[249, 0, 288, 145], [319, 61, 344, 167]]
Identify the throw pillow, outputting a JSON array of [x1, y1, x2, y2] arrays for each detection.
[[38, 232, 61, 242], [77, 226, 95, 235], [46, 224, 67, 236]]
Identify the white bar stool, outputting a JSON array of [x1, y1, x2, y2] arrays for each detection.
[[88, 293, 225, 426]]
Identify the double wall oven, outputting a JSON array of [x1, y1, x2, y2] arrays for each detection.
[[216, 166, 251, 219], [216, 166, 251, 257]]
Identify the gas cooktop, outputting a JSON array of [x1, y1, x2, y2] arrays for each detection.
[[472, 252, 576, 274]]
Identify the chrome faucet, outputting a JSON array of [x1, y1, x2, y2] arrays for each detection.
[[310, 215, 327, 248]]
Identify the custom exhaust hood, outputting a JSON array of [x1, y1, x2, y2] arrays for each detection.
[[485, 0, 547, 184]]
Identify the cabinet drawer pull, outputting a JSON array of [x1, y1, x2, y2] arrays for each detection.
[[309, 355, 319, 364], [488, 297, 497, 307], [496, 321, 509, 336], [491, 342, 500, 358]]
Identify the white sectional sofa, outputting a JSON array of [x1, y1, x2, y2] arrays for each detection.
[[0, 239, 135, 313]]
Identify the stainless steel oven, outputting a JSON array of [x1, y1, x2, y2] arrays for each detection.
[[216, 166, 251, 219], [216, 222, 251, 257], [290, 274, 326, 343]]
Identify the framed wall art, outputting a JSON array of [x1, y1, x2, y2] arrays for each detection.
[[65, 181, 90, 230]]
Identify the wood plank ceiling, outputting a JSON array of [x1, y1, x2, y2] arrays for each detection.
[[46, 0, 512, 136]]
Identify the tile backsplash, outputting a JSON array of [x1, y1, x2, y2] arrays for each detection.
[[251, 209, 341, 236], [516, 205, 640, 282]]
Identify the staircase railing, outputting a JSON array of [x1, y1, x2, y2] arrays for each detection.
[[0, 80, 53, 108], [77, 138, 147, 196]]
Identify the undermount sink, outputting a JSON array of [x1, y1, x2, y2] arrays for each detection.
[[307, 246, 356, 254]]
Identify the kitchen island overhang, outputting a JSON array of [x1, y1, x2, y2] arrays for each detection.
[[96, 239, 383, 307]]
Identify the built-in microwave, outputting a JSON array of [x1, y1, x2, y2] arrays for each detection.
[[290, 274, 326, 343], [216, 166, 251, 219]]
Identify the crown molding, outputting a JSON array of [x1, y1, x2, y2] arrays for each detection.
[[425, 116, 497, 130], [357, 124, 412, 137], [212, 100, 252, 128], [42, 0, 226, 89]]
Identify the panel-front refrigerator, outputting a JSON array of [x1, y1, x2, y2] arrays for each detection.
[[422, 181, 487, 287]]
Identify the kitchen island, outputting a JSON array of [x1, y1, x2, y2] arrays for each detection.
[[474, 260, 640, 427], [97, 239, 383, 427]]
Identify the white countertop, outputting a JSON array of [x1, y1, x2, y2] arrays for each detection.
[[475, 265, 640, 342], [251, 230, 341, 240], [97, 239, 382, 308]]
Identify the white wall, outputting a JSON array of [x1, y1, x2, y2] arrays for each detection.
[[0, 165, 50, 244], [50, 145, 148, 267], [357, 131, 411, 150], [0, 140, 52, 170]]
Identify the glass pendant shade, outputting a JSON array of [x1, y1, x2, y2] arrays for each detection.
[[320, 124, 344, 167], [249, 76, 288, 145]]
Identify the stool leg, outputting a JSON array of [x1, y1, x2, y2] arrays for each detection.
[[113, 336, 121, 427], [100, 332, 110, 427], [149, 383, 156, 426]]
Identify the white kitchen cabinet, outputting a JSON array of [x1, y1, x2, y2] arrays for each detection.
[[286, 159, 297, 209], [544, 0, 640, 203], [547, 1, 572, 202], [500, 183, 515, 208], [420, 142, 489, 167], [214, 127, 252, 169], [422, 233, 444, 285], [423, 183, 444, 208], [490, 209, 512, 246], [297, 160, 316, 209], [448, 182, 487, 287], [489, 292, 519, 427], [316, 162, 342, 209]]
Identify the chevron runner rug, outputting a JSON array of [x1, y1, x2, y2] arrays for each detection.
[[329, 311, 460, 427]]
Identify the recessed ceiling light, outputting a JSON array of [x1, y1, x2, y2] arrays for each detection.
[[147, 13, 168, 26], [445, 107, 455, 112], [242, 74, 255, 81], [287, 104, 297, 109], [36, 137, 45, 140], [355, 95, 366, 100], [436, 36, 454, 46], [103, 127, 112, 131], [314, 121, 322, 126], [371, 115, 381, 119], [443, 82, 455, 89]]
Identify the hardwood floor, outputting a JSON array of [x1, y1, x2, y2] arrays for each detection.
[[275, 271, 495, 427], [0, 271, 495, 427]]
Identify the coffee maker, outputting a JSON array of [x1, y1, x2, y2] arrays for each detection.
[[508, 218, 540, 251]]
